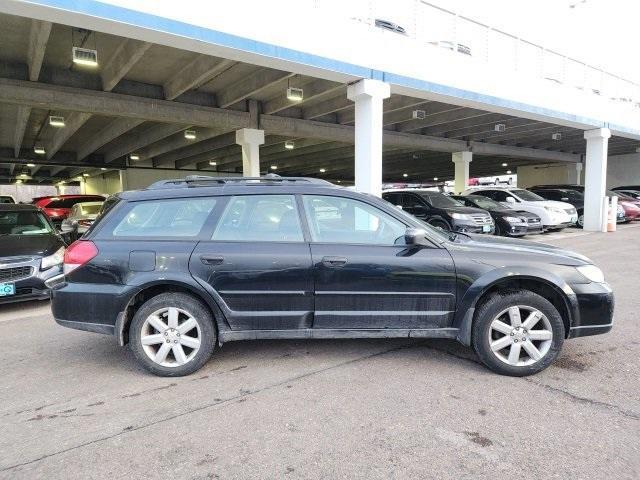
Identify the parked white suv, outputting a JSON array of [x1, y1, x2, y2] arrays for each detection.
[[462, 187, 577, 231]]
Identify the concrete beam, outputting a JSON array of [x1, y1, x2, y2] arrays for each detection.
[[164, 56, 235, 100], [397, 107, 487, 133], [76, 118, 145, 161], [13, 106, 30, 158], [156, 132, 238, 168], [105, 123, 189, 163], [101, 39, 152, 92], [438, 117, 537, 139], [45, 112, 92, 159], [338, 97, 430, 125], [262, 79, 342, 115], [217, 69, 293, 108], [27, 20, 52, 82], [303, 94, 352, 120], [0, 78, 251, 129], [469, 141, 578, 162], [138, 128, 223, 161], [177, 144, 240, 170]]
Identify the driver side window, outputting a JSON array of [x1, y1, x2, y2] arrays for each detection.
[[302, 195, 407, 245]]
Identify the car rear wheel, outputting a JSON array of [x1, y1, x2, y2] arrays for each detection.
[[472, 290, 565, 376], [577, 214, 584, 228], [129, 293, 216, 377]]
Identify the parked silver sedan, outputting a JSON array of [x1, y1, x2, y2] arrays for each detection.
[[60, 201, 103, 238]]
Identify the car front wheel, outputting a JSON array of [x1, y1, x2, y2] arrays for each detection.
[[472, 290, 565, 376], [129, 292, 216, 377]]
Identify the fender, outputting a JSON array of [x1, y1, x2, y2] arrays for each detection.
[[453, 266, 580, 346], [115, 274, 229, 346]]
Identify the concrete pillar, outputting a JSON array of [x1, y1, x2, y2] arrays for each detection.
[[570, 162, 583, 185], [235, 128, 265, 177], [347, 79, 390, 197], [583, 128, 611, 231], [452, 151, 472, 194]]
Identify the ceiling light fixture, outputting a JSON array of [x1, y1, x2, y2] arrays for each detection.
[[433, 177, 438, 181], [412, 110, 426, 120], [494, 123, 506, 132], [26, 163, 35, 167], [403, 173, 408, 178], [319, 168, 326, 173], [551, 132, 562, 141], [129, 154, 140, 161], [49, 115, 65, 128], [72, 46, 98, 67], [270, 165, 278, 170], [83, 173, 90, 177], [34, 146, 45, 155], [100, 167, 107, 171], [286, 87, 304, 102], [284, 140, 295, 150], [209, 161, 217, 166], [184, 130, 196, 140], [506, 170, 512, 174], [502, 162, 508, 167]]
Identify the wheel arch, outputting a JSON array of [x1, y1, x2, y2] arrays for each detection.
[[115, 279, 228, 346], [454, 269, 578, 346]]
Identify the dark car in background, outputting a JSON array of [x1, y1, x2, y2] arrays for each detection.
[[32, 194, 106, 228], [612, 189, 640, 199], [452, 195, 543, 237], [0, 204, 65, 304], [383, 189, 494, 234], [50, 176, 613, 379]]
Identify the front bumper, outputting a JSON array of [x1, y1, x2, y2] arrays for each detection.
[[503, 224, 528, 236], [0, 261, 62, 304], [453, 221, 494, 235], [568, 281, 614, 339]]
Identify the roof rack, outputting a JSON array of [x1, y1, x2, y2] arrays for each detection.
[[147, 174, 334, 190]]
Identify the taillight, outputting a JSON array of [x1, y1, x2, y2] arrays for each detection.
[[63, 240, 98, 274]]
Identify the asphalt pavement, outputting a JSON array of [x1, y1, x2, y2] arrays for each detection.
[[1, 226, 638, 479]]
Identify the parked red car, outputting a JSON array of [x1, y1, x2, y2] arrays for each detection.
[[32, 195, 106, 227]]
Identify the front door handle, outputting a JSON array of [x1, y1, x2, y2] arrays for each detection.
[[321, 256, 347, 268], [200, 255, 224, 265]]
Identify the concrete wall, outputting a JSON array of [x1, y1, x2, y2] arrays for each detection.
[[84, 171, 122, 196], [517, 153, 640, 189]]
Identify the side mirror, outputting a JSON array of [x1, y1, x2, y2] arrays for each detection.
[[505, 197, 516, 204], [405, 227, 428, 245]]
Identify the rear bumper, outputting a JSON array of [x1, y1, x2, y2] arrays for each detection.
[[568, 282, 614, 339]]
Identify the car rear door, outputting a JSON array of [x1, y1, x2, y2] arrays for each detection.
[[302, 194, 456, 331], [189, 194, 314, 331]]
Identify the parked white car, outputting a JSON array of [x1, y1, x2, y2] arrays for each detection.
[[462, 187, 578, 231]]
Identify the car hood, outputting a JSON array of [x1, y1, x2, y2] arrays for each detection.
[[530, 200, 575, 210], [442, 206, 488, 215], [0, 234, 64, 258], [447, 233, 591, 266]]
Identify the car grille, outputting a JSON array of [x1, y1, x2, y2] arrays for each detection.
[[470, 214, 493, 225], [564, 207, 577, 215], [526, 217, 541, 224], [0, 266, 33, 282]]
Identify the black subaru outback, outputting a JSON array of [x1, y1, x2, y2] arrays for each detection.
[[49, 176, 614, 377]]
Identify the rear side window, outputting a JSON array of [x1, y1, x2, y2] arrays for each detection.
[[212, 195, 303, 242], [111, 198, 217, 237], [46, 196, 105, 208]]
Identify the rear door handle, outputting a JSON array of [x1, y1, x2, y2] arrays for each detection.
[[200, 255, 224, 265], [321, 256, 347, 268]]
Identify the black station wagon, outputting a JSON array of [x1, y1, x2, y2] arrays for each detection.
[[50, 176, 614, 377]]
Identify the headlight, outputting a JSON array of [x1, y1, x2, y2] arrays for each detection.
[[451, 213, 472, 220], [576, 265, 605, 283], [503, 216, 524, 223], [544, 206, 564, 214], [41, 247, 65, 270]]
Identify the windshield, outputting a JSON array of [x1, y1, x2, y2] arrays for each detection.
[[418, 192, 464, 208], [466, 196, 505, 210], [512, 189, 545, 201], [559, 190, 584, 201], [80, 203, 102, 215], [0, 211, 54, 235], [0, 196, 14, 204]]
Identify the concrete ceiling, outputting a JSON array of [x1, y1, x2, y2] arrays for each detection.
[[0, 11, 637, 186]]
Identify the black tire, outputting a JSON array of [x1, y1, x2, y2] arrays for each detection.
[[129, 292, 216, 377], [494, 223, 502, 236], [429, 218, 451, 231], [472, 290, 565, 376]]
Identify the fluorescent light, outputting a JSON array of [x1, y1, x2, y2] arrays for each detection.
[[72, 47, 98, 67], [494, 123, 506, 132], [270, 165, 278, 170], [506, 170, 512, 174], [403, 173, 408, 178], [100, 167, 107, 171], [34, 146, 45, 155], [129, 154, 140, 161], [49, 116, 65, 127], [551, 133, 562, 141], [286, 87, 304, 101], [184, 130, 196, 140], [26, 163, 35, 167], [83, 173, 90, 177], [284, 140, 295, 150], [502, 163, 508, 167], [319, 168, 326, 173], [209, 161, 217, 166], [433, 177, 438, 181]]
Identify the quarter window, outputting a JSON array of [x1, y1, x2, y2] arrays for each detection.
[[212, 195, 303, 242], [303, 195, 407, 245], [112, 198, 216, 237]]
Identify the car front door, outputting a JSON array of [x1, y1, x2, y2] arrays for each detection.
[[189, 194, 313, 331], [302, 194, 456, 331]]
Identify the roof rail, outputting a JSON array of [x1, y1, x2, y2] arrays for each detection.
[[147, 174, 334, 189]]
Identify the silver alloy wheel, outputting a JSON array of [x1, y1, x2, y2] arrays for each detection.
[[140, 307, 202, 367], [577, 215, 584, 227], [488, 305, 553, 366]]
